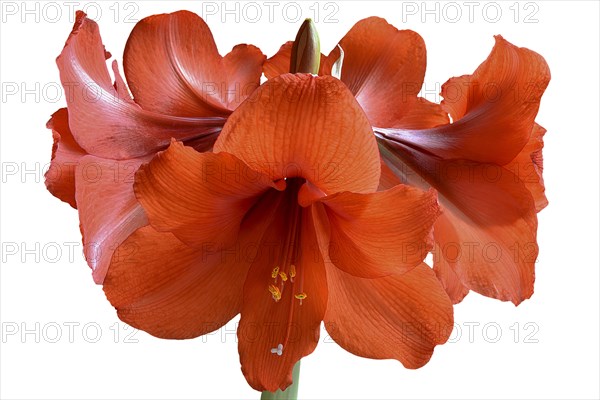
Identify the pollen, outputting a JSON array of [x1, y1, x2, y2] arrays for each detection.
[[271, 266, 280, 279], [268, 285, 282, 302], [279, 271, 288, 282]]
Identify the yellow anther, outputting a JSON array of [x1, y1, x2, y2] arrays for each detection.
[[294, 292, 307, 305], [268, 285, 282, 302], [289, 265, 296, 282], [279, 271, 288, 282], [271, 266, 280, 279]]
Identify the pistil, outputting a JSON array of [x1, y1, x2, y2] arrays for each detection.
[[265, 179, 308, 356]]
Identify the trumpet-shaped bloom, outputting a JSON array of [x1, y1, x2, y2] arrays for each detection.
[[265, 17, 550, 304], [103, 74, 453, 391], [45, 11, 264, 282]]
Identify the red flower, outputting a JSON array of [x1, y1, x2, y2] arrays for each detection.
[[44, 10, 551, 393], [45, 11, 264, 282], [103, 74, 454, 391], [265, 17, 551, 304]]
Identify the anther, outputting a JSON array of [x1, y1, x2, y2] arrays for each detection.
[[294, 292, 307, 305], [279, 271, 288, 282], [268, 285, 282, 302], [271, 266, 280, 280], [289, 265, 296, 282]]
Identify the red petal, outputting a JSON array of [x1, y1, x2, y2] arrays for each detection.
[[380, 141, 538, 304], [123, 11, 264, 116], [223, 44, 266, 108], [75, 155, 149, 283], [434, 210, 537, 305], [238, 208, 327, 392], [505, 123, 547, 211], [378, 36, 550, 164], [377, 157, 403, 191], [44, 108, 86, 208], [439, 75, 470, 121], [319, 186, 439, 278], [385, 97, 450, 129], [263, 41, 293, 79], [134, 141, 279, 249], [432, 242, 470, 304], [103, 229, 236, 338], [378, 157, 469, 303], [324, 263, 453, 368], [214, 74, 381, 194], [335, 17, 428, 128], [265, 25, 447, 129], [104, 183, 282, 339], [57, 11, 225, 159]]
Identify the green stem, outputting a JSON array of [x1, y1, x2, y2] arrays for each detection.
[[260, 361, 301, 400]]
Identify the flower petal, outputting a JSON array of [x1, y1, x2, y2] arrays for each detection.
[[134, 141, 279, 249], [378, 158, 469, 303], [324, 262, 453, 368], [505, 123, 547, 212], [123, 11, 264, 116], [44, 108, 86, 208], [58, 11, 225, 159], [264, 20, 446, 130], [263, 41, 293, 79], [238, 208, 327, 392], [439, 75, 470, 122], [432, 242, 470, 304], [380, 140, 538, 304], [102, 229, 234, 338], [104, 184, 282, 339], [75, 155, 149, 283], [321, 185, 439, 278], [377, 158, 403, 191], [223, 44, 266, 108], [214, 74, 380, 194], [434, 210, 537, 305], [377, 36, 550, 164], [335, 17, 428, 128], [385, 97, 450, 129], [319, 186, 439, 278]]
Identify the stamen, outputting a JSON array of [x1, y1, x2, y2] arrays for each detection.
[[271, 266, 280, 280], [268, 284, 282, 302], [265, 179, 310, 349], [270, 343, 283, 356], [294, 292, 307, 305]]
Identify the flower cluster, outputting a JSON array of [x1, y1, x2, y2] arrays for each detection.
[[45, 10, 550, 392]]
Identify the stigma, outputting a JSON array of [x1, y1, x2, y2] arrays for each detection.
[[270, 343, 284, 356]]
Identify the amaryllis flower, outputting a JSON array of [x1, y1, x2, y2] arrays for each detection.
[[103, 74, 454, 391], [265, 17, 550, 305], [45, 10, 264, 282]]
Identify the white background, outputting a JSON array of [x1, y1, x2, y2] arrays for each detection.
[[1, 1, 599, 399]]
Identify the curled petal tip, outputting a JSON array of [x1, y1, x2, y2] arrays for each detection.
[[331, 45, 344, 79]]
